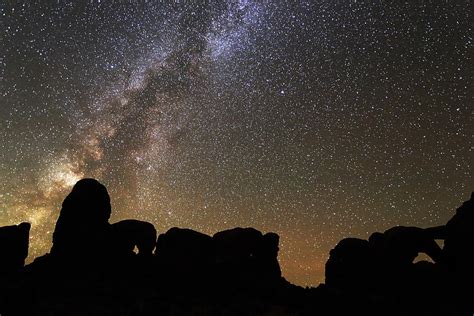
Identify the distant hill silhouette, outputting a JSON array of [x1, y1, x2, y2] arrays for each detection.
[[0, 179, 472, 315]]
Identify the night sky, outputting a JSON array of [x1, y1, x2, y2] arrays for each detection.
[[0, 1, 472, 286]]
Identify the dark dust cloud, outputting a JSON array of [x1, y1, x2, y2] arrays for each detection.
[[0, 1, 472, 285]]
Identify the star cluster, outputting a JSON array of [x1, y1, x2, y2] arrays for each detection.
[[0, 1, 472, 285]]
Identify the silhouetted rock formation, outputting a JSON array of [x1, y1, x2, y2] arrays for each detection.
[[0, 222, 30, 274], [444, 192, 474, 273], [112, 219, 157, 257], [324, 193, 474, 315], [443, 192, 474, 314], [327, 227, 446, 291], [213, 227, 281, 289], [371, 226, 444, 291], [51, 178, 112, 260], [325, 237, 376, 292], [0, 179, 472, 316], [154, 227, 283, 292], [155, 227, 213, 288], [378, 226, 443, 265]]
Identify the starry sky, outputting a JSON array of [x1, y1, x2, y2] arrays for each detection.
[[0, 1, 472, 286]]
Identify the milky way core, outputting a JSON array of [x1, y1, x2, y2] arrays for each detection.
[[0, 1, 472, 285]]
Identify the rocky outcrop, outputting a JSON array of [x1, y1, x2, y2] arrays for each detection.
[[324, 193, 474, 315], [325, 237, 376, 291], [112, 219, 157, 257], [154, 226, 282, 290], [1, 178, 472, 316], [51, 178, 112, 259], [0, 222, 30, 274], [444, 192, 474, 274], [155, 227, 213, 286], [213, 227, 281, 288]]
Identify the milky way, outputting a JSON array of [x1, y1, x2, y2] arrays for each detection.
[[0, 1, 472, 285]]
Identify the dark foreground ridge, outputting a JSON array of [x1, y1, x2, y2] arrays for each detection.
[[0, 179, 472, 316]]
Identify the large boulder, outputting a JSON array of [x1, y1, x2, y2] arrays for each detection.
[[0, 222, 30, 274], [213, 227, 281, 288], [325, 237, 376, 291], [155, 227, 213, 285], [111, 219, 157, 257], [50, 178, 112, 259]]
